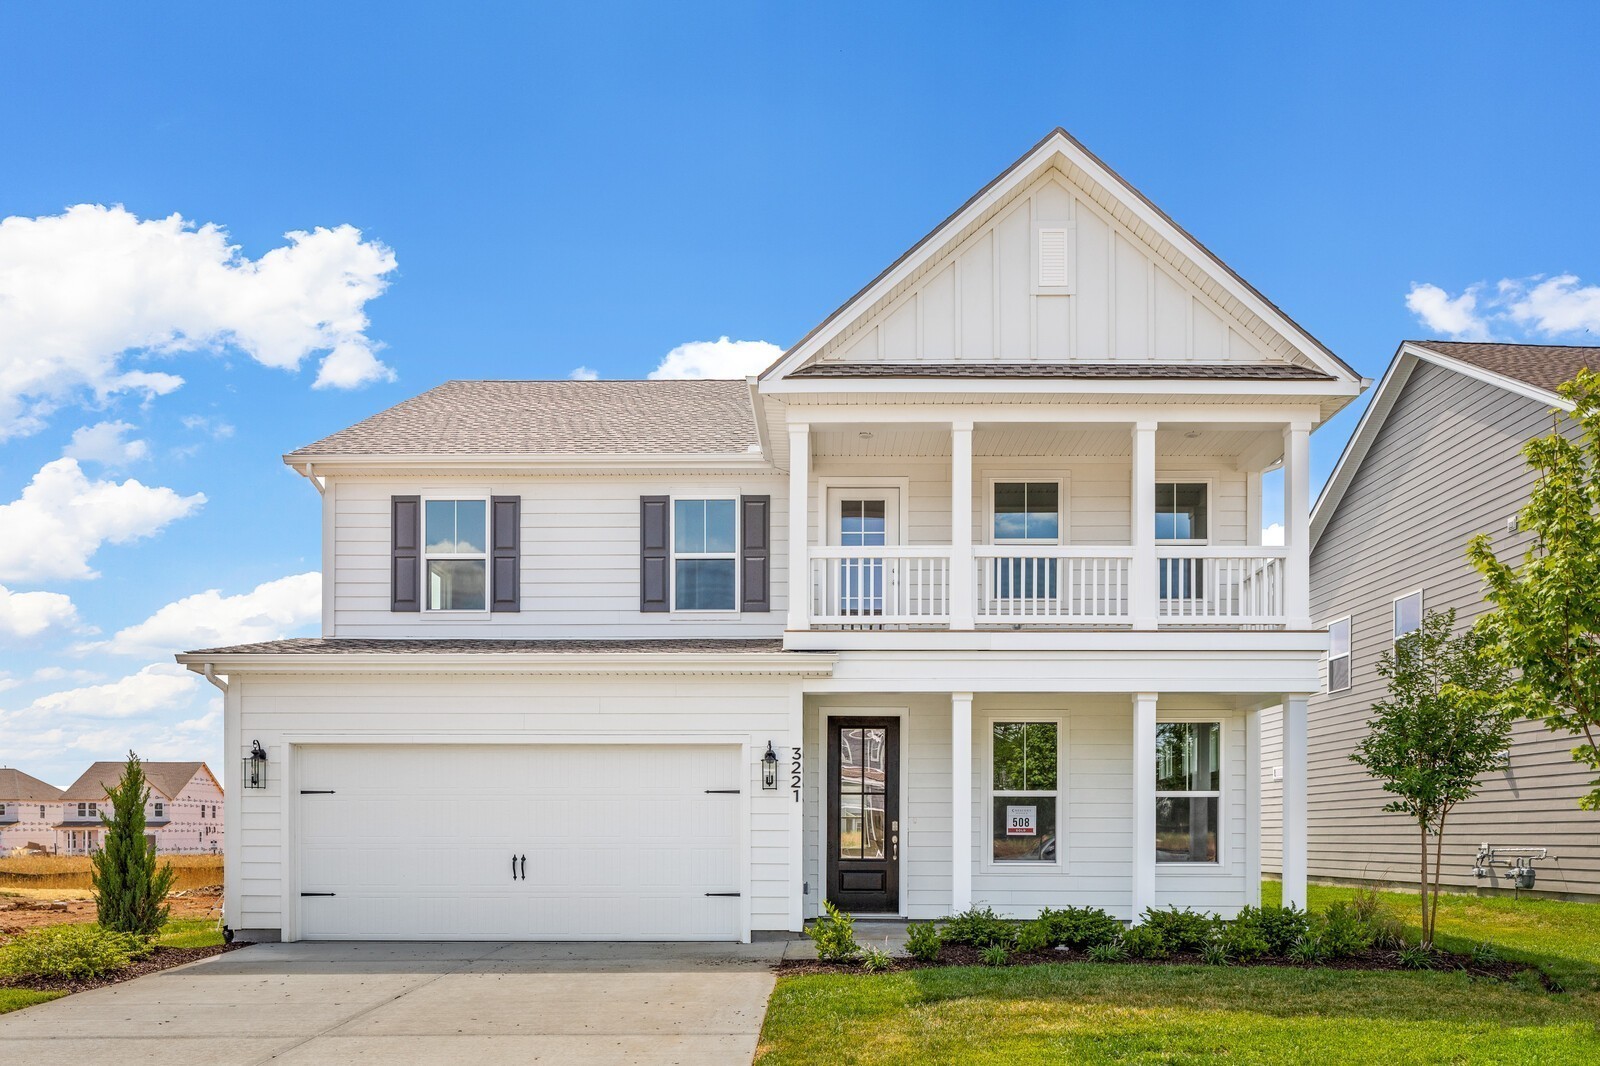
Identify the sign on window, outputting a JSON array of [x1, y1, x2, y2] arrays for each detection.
[[1005, 805, 1037, 836]]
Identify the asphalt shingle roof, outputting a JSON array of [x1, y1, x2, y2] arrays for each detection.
[[1415, 341, 1600, 394], [60, 761, 207, 802], [0, 768, 63, 802], [788, 362, 1333, 380], [182, 637, 790, 655], [288, 379, 760, 457]]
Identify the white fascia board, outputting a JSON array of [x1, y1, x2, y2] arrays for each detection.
[[280, 452, 773, 476], [784, 629, 1329, 654], [1405, 343, 1571, 412], [761, 376, 1362, 400], [785, 402, 1326, 426], [178, 653, 835, 678]]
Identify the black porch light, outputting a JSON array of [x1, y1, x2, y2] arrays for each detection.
[[243, 740, 268, 790], [761, 741, 779, 791]]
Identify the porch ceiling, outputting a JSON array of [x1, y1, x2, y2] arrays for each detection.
[[810, 424, 1281, 462]]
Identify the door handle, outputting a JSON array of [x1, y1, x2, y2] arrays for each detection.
[[512, 853, 518, 881], [520, 854, 527, 881]]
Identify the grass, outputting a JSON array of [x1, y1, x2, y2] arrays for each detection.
[[0, 989, 63, 1015], [0, 854, 222, 891], [154, 917, 225, 949], [757, 883, 1600, 1064]]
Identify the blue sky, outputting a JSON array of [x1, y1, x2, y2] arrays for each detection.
[[1, 3, 1597, 785]]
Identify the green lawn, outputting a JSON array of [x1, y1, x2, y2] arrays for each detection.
[[0, 989, 63, 1015], [757, 884, 1600, 1065], [154, 917, 226, 950]]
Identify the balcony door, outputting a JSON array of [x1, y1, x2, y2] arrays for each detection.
[[826, 489, 900, 617]]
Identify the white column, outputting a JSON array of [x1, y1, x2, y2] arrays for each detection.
[[951, 692, 974, 913], [1282, 422, 1312, 629], [1130, 422, 1158, 629], [1246, 470, 1263, 548], [1131, 692, 1157, 922], [949, 421, 975, 630], [1244, 707, 1263, 907], [786, 422, 811, 632], [1281, 694, 1309, 909]]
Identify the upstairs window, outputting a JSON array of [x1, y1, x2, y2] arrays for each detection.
[[1393, 590, 1423, 643], [77, 801, 97, 818], [153, 801, 164, 818], [424, 499, 488, 611], [673, 498, 737, 611], [1327, 617, 1352, 693], [993, 482, 1061, 543]]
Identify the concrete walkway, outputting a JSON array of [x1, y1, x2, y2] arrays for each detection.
[[0, 940, 787, 1065]]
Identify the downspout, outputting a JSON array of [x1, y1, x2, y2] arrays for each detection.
[[200, 663, 228, 693], [295, 462, 326, 496]]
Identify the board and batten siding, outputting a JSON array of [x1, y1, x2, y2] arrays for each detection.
[[1265, 358, 1600, 897], [331, 475, 787, 638]]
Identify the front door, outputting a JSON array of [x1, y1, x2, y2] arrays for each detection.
[[827, 717, 900, 913]]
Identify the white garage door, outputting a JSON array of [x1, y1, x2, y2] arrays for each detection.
[[295, 744, 743, 940]]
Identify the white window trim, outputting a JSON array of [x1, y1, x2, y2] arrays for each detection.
[[1154, 715, 1225, 870], [814, 477, 911, 548], [669, 494, 741, 615], [983, 474, 1069, 546], [1153, 476, 1215, 548], [1326, 614, 1352, 694], [982, 712, 1066, 871], [421, 495, 492, 615], [1393, 588, 1424, 644]]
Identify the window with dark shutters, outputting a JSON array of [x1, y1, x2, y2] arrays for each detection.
[[391, 495, 421, 612], [640, 495, 670, 612], [740, 495, 771, 612], [490, 496, 521, 612]]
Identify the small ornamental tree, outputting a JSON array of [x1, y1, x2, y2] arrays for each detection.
[[1468, 368, 1600, 810], [91, 751, 175, 936], [1351, 608, 1513, 948]]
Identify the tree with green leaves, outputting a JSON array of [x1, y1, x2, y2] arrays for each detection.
[[91, 751, 175, 936], [1468, 368, 1600, 810], [1351, 608, 1513, 948]]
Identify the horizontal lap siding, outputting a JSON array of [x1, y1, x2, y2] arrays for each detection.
[[1299, 360, 1600, 897]]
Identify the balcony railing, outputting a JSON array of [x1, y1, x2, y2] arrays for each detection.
[[975, 547, 1132, 623], [808, 546, 952, 625], [1156, 547, 1286, 625]]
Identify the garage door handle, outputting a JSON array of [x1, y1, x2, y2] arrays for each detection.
[[511, 853, 519, 881], [704, 789, 741, 794], [301, 892, 335, 897], [705, 892, 741, 897], [520, 854, 527, 881]]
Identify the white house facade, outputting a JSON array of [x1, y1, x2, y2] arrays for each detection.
[[57, 761, 225, 856], [178, 129, 1366, 943]]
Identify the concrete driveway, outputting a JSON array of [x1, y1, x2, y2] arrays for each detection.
[[0, 940, 786, 1065]]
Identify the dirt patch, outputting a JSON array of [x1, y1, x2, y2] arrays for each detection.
[[0, 941, 247, 996], [0, 891, 221, 937]]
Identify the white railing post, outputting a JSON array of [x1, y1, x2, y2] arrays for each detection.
[[787, 421, 811, 631], [950, 420, 975, 630], [1130, 422, 1158, 629], [1283, 421, 1312, 629]]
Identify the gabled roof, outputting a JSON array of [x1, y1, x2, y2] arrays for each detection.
[[761, 127, 1362, 384], [286, 379, 761, 460], [1311, 340, 1600, 547], [60, 761, 209, 803], [0, 768, 63, 802]]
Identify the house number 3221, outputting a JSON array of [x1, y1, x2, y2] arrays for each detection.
[[791, 747, 803, 803]]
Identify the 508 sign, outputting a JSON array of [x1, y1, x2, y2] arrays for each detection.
[[791, 747, 802, 803]]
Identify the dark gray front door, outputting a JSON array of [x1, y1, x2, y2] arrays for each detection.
[[827, 717, 900, 913]]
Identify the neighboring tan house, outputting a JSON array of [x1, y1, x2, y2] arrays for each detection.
[[1263, 341, 1600, 900], [175, 128, 1366, 943], [0, 768, 64, 854], [57, 761, 225, 856]]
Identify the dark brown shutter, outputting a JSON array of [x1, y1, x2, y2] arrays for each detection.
[[640, 495, 670, 612], [740, 495, 771, 612], [490, 495, 521, 613], [391, 495, 421, 612]]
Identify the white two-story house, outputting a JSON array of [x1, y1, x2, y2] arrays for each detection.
[[57, 761, 225, 856], [178, 129, 1366, 943]]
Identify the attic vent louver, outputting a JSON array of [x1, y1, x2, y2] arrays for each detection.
[[1034, 224, 1074, 293]]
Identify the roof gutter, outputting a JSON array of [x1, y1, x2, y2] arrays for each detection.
[[175, 650, 837, 678], [292, 461, 326, 496]]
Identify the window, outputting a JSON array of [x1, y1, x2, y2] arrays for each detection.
[[993, 482, 1060, 542], [1327, 617, 1352, 693], [153, 802, 164, 818], [0, 803, 6, 816], [37, 805, 44, 818], [1156, 482, 1208, 599], [424, 499, 488, 611], [1394, 590, 1423, 643], [673, 498, 737, 611], [1155, 722, 1221, 863], [990, 721, 1060, 863], [77, 801, 97, 818]]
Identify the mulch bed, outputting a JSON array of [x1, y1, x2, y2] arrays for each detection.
[[0, 941, 249, 996], [778, 944, 1551, 986]]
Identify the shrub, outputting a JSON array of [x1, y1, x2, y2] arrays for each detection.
[[1397, 944, 1435, 971], [1014, 919, 1052, 954], [1037, 905, 1122, 950], [1139, 906, 1215, 954], [1233, 904, 1310, 955], [1365, 911, 1408, 951], [905, 922, 942, 963], [1086, 939, 1127, 963], [807, 900, 861, 962], [0, 924, 148, 981], [1121, 924, 1169, 960], [1287, 934, 1328, 965], [1201, 940, 1233, 966], [1470, 941, 1502, 966], [1218, 921, 1270, 961], [860, 945, 892, 973], [941, 905, 1015, 947], [1317, 902, 1372, 958], [980, 942, 1010, 967], [92, 752, 176, 936]]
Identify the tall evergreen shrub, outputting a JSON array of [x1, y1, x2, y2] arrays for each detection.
[[91, 751, 175, 935]]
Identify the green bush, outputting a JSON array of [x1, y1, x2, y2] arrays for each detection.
[[1218, 920, 1270, 961], [1037, 905, 1122, 950], [1121, 924, 1170, 960], [904, 922, 942, 962], [1287, 934, 1329, 965], [1316, 902, 1372, 958], [940, 905, 1016, 947], [1139, 906, 1215, 953], [1085, 938, 1127, 963], [979, 942, 1010, 967], [1014, 919, 1052, 954], [1398, 944, 1435, 971], [1233, 904, 1310, 955], [807, 900, 861, 962], [1201, 939, 1234, 966], [0, 924, 148, 981], [1470, 941, 1502, 966], [860, 945, 892, 973]]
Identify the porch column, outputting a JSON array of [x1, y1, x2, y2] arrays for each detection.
[[1131, 692, 1157, 921], [951, 691, 974, 912], [786, 421, 811, 631], [1130, 422, 1158, 629], [950, 421, 975, 629], [1281, 694, 1309, 909], [1282, 422, 1312, 629]]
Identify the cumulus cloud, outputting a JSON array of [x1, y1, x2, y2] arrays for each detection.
[[0, 585, 79, 638], [1407, 274, 1600, 341], [0, 458, 205, 582], [0, 204, 399, 437], [92, 571, 321, 657], [648, 337, 781, 379], [64, 420, 149, 466], [1262, 523, 1285, 547], [180, 415, 235, 439], [15, 662, 200, 720], [568, 365, 600, 380]]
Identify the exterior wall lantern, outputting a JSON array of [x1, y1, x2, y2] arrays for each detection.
[[242, 740, 268, 790], [761, 741, 779, 791]]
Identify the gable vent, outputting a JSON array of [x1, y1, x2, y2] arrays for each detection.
[[1035, 224, 1075, 293]]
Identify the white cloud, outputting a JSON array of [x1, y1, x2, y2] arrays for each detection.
[[64, 420, 149, 466], [1407, 273, 1600, 341], [180, 415, 234, 439], [0, 457, 205, 582], [1262, 523, 1285, 547], [15, 662, 200, 720], [568, 365, 600, 381], [93, 571, 321, 657], [0, 585, 79, 637], [0, 204, 398, 437], [647, 337, 781, 379]]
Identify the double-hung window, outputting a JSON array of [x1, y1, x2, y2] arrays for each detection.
[[153, 801, 164, 818], [1155, 722, 1220, 863], [992, 481, 1061, 600], [1155, 482, 1208, 599], [673, 498, 737, 611], [990, 721, 1060, 863], [1393, 590, 1422, 643], [1327, 617, 1352, 693], [424, 499, 488, 611]]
